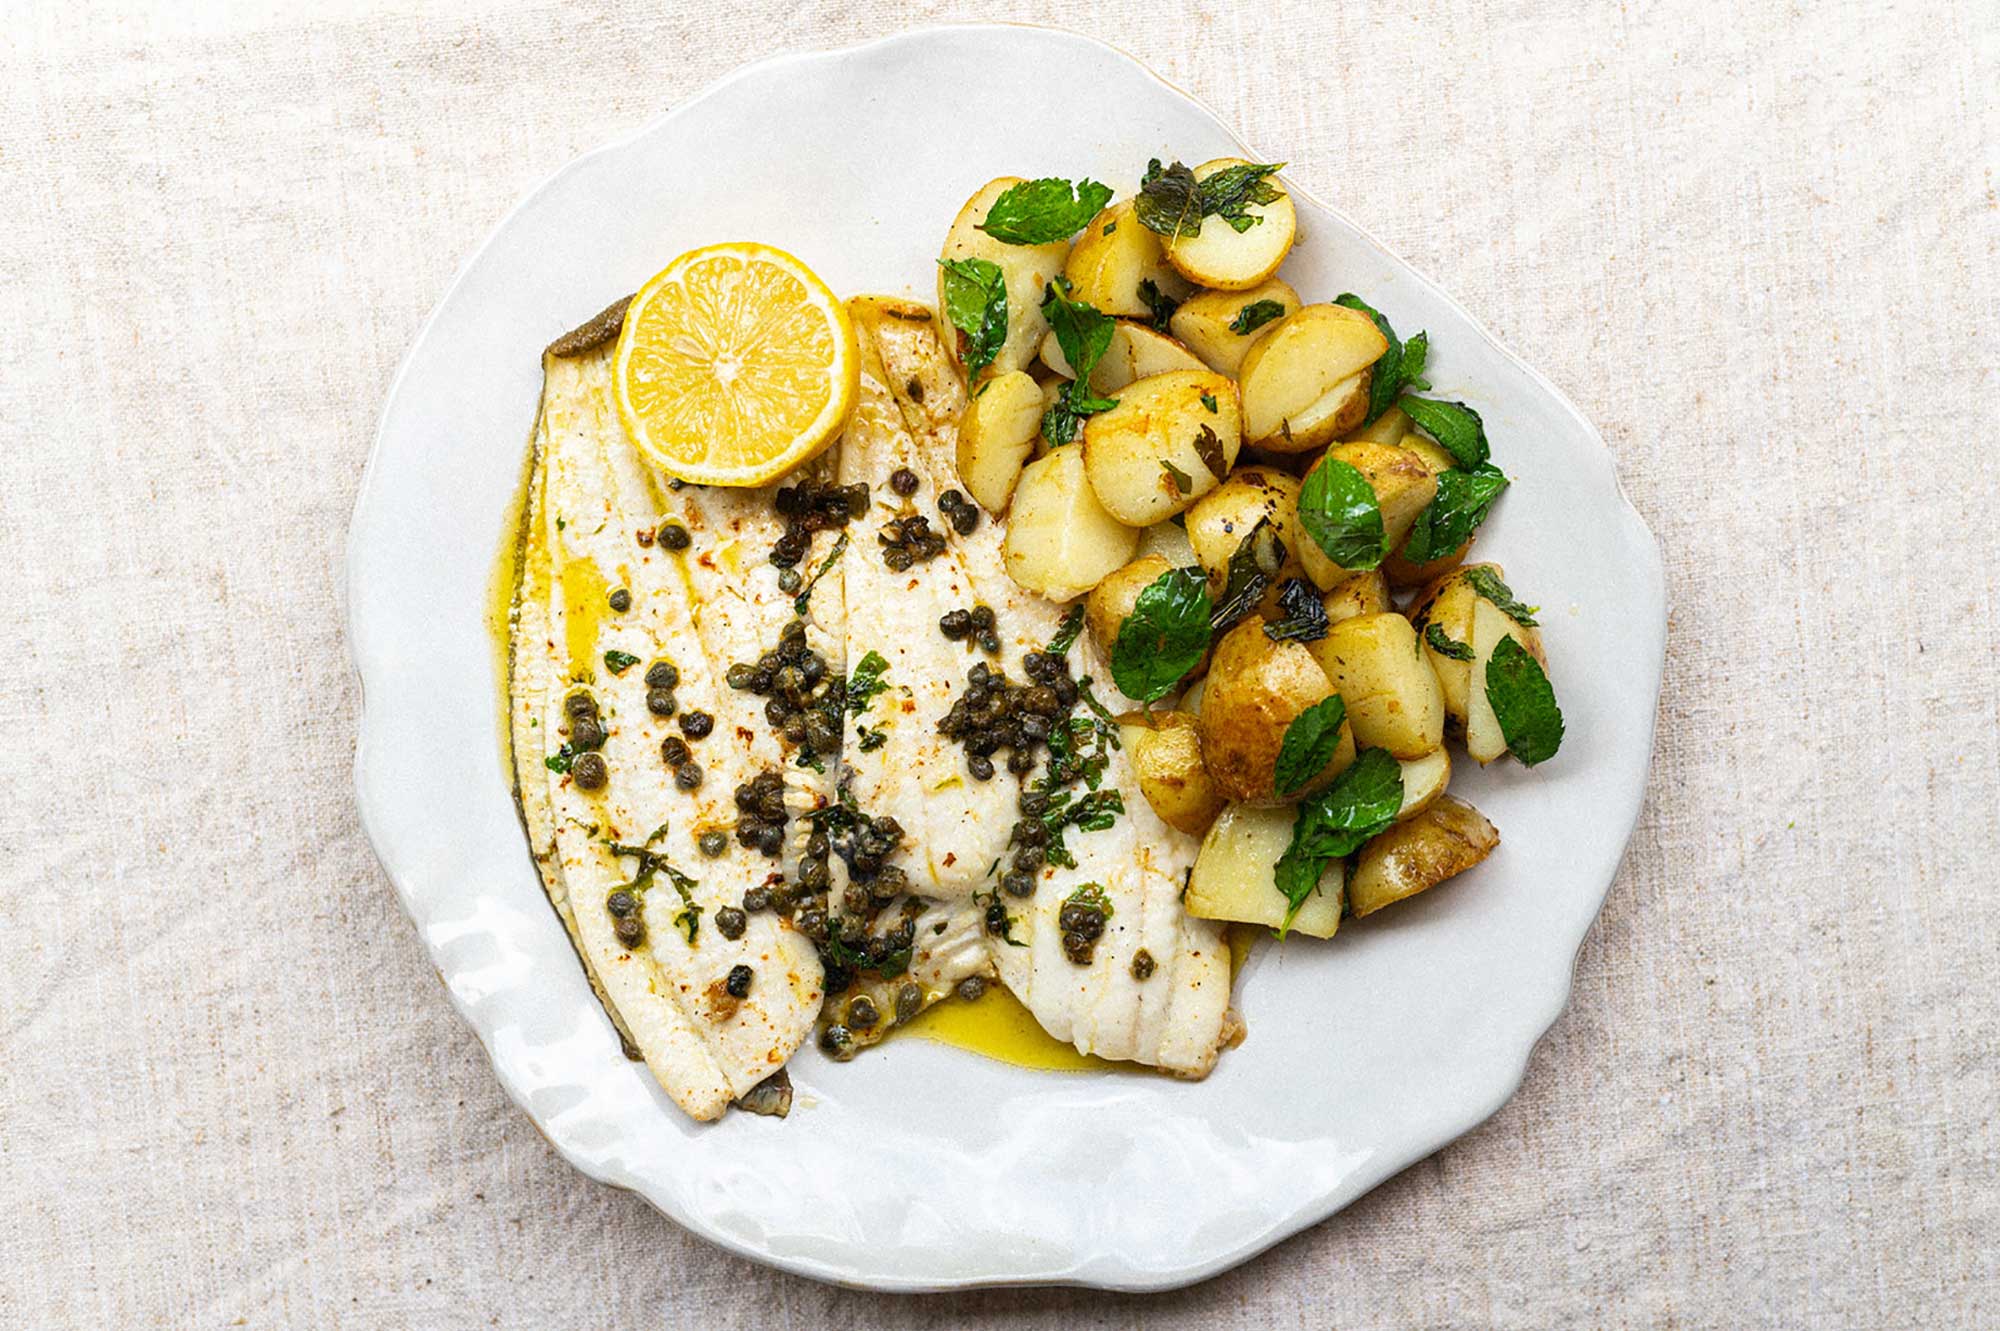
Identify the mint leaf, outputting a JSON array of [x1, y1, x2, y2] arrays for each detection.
[[1138, 278, 1180, 331], [938, 258, 1008, 378], [1263, 577, 1328, 644], [1424, 623, 1475, 661], [1334, 293, 1429, 423], [1399, 396, 1488, 469], [1486, 636, 1564, 765], [603, 649, 641, 674], [1198, 162, 1285, 232], [1210, 519, 1284, 631], [1401, 464, 1508, 565], [846, 649, 892, 716], [1274, 748, 1403, 934], [1111, 566, 1212, 703], [1299, 457, 1387, 571], [977, 177, 1114, 245], [1161, 459, 1194, 495], [1040, 279, 1120, 446], [1229, 299, 1287, 336], [1134, 158, 1203, 240], [1463, 566, 1540, 626], [1274, 694, 1346, 796], [1046, 604, 1086, 657]]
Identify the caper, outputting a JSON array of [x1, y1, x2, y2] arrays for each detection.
[[699, 830, 728, 858], [777, 568, 802, 594], [1002, 869, 1035, 898], [1013, 845, 1045, 872], [607, 588, 632, 613], [613, 914, 645, 947], [571, 752, 608, 790], [712, 906, 746, 940], [967, 754, 995, 782], [803, 712, 839, 753], [820, 1024, 856, 1061], [938, 488, 965, 512], [646, 688, 678, 717], [884, 548, 913, 572], [895, 982, 923, 1024], [679, 710, 714, 739], [570, 717, 606, 750], [1062, 930, 1093, 965], [969, 605, 996, 631], [725, 964, 754, 998], [956, 975, 988, 1002], [805, 832, 829, 859], [977, 631, 1001, 655], [889, 466, 920, 496], [950, 505, 979, 536], [645, 660, 680, 690], [847, 995, 879, 1030], [660, 736, 691, 767], [726, 663, 756, 690], [564, 691, 596, 719], [658, 522, 691, 551], [1130, 949, 1157, 981], [939, 609, 972, 640], [674, 763, 703, 791], [755, 824, 784, 856], [798, 856, 829, 891], [742, 886, 771, 913], [606, 890, 636, 918]]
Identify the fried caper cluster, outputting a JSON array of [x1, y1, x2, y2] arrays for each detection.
[[732, 769, 788, 858], [936, 651, 1078, 783], [1059, 893, 1110, 965], [727, 619, 841, 768], [877, 512, 948, 570], [770, 480, 867, 591], [562, 689, 609, 791]]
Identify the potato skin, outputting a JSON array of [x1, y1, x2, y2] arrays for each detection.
[[1393, 748, 1452, 822], [1343, 404, 1410, 448], [937, 178, 1071, 380], [955, 370, 1042, 512], [1184, 466, 1305, 601], [1348, 796, 1498, 916], [1081, 369, 1243, 526], [1382, 432, 1472, 585], [1296, 442, 1439, 590], [1001, 446, 1139, 601], [1163, 159, 1298, 291], [1406, 563, 1516, 726], [1198, 620, 1344, 805], [1085, 554, 1171, 658], [1127, 712, 1227, 836], [1171, 278, 1302, 377], [1237, 304, 1388, 451], [1310, 612, 1444, 758], [1063, 199, 1191, 318]]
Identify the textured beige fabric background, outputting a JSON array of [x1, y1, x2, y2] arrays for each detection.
[[2, 0, 1995, 1326]]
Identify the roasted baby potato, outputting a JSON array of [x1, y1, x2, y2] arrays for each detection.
[[1169, 277, 1301, 377], [1085, 554, 1172, 657], [1464, 590, 1548, 765], [1342, 404, 1410, 448], [1323, 569, 1390, 627], [1001, 445, 1138, 600], [1198, 620, 1346, 805], [1348, 796, 1498, 916], [1310, 612, 1444, 758], [1407, 563, 1523, 731], [938, 177, 1070, 379], [1081, 369, 1242, 526], [1385, 534, 1475, 588], [1237, 304, 1388, 452], [1135, 516, 1198, 567], [1186, 803, 1343, 937], [1163, 159, 1298, 291], [1393, 747, 1452, 822], [1062, 199, 1191, 318], [1040, 319, 1207, 394], [1296, 442, 1438, 590], [955, 370, 1043, 512], [1124, 712, 1227, 836], [1184, 466, 1305, 599]]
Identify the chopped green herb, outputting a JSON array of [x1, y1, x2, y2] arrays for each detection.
[[845, 649, 892, 716], [603, 840, 702, 944], [1229, 299, 1287, 336], [1464, 566, 1540, 626], [1274, 748, 1403, 935], [1040, 279, 1120, 445], [1111, 565, 1212, 702], [856, 726, 888, 752], [1046, 604, 1086, 657], [1399, 396, 1489, 469], [1137, 277, 1179, 331], [977, 177, 1114, 245], [1425, 623, 1475, 661], [1194, 424, 1228, 479], [1063, 882, 1115, 919], [1401, 464, 1508, 565], [1486, 636, 1564, 765], [1211, 519, 1284, 631], [1298, 457, 1387, 571], [1040, 788, 1126, 868], [603, 649, 641, 674], [1104, 221, 1118, 235], [1274, 694, 1347, 796], [1264, 577, 1329, 644], [544, 746, 576, 775], [1200, 392, 1218, 412], [1135, 158, 1287, 239], [938, 257, 1008, 378], [1334, 293, 1429, 423], [792, 530, 849, 615], [1162, 458, 1194, 494]]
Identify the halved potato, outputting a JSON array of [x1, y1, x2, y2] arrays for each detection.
[[1135, 517, 1198, 567], [1464, 592, 1548, 764], [1385, 534, 1474, 588], [1179, 674, 1208, 717], [1081, 369, 1242, 526], [1170, 277, 1301, 377], [1084, 554, 1172, 658], [1323, 570, 1389, 626], [1393, 748, 1451, 822], [1198, 620, 1345, 805], [1124, 712, 1227, 836], [1186, 803, 1343, 938], [1238, 304, 1388, 451], [1184, 466, 1305, 600], [1348, 796, 1498, 916], [1163, 159, 1298, 290], [1400, 432, 1457, 475], [1407, 566, 1481, 723], [1040, 320, 1207, 394], [1310, 612, 1443, 758], [938, 178, 1071, 379], [1296, 442, 1439, 590], [1062, 199, 1191, 318], [1001, 446, 1138, 600], [1343, 404, 1410, 448], [955, 370, 1043, 512]]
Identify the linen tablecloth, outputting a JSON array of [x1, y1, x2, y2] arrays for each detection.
[[2, 1, 1994, 1325]]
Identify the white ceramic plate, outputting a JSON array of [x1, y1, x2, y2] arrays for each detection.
[[348, 24, 1665, 1292]]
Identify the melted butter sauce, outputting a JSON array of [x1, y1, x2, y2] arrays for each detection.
[[898, 987, 1114, 1072]]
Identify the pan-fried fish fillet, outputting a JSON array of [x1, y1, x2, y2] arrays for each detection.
[[510, 326, 828, 1122]]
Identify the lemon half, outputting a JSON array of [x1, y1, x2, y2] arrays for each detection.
[[612, 242, 857, 487]]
